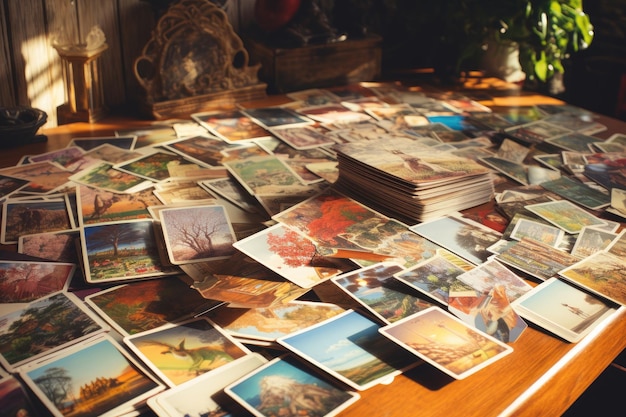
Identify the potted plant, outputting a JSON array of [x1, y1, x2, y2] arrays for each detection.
[[375, 1, 593, 94], [483, 0, 594, 94]]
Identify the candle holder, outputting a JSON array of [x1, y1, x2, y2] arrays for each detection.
[[53, 41, 108, 124]]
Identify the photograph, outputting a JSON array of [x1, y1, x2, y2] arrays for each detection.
[[277, 309, 418, 391], [233, 223, 352, 288], [81, 219, 175, 283], [2, 198, 74, 244], [84, 277, 215, 336], [114, 150, 195, 182], [332, 262, 435, 324], [192, 109, 272, 143], [149, 353, 267, 417], [394, 254, 467, 305], [0, 260, 75, 303], [124, 317, 250, 387], [225, 356, 359, 417], [76, 184, 161, 225], [160, 205, 237, 264], [512, 277, 617, 342], [269, 125, 336, 150], [21, 334, 164, 417], [410, 213, 502, 265], [241, 106, 314, 129], [69, 162, 152, 194], [525, 200, 608, 234], [558, 250, 626, 306], [456, 259, 533, 302], [209, 300, 346, 342], [379, 306, 513, 379], [0, 292, 108, 371]]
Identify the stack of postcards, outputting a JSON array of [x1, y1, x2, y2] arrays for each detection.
[[333, 137, 494, 223]]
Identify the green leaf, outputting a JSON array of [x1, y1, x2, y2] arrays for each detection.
[[535, 51, 549, 82]]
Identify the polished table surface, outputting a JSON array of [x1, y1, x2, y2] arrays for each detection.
[[3, 77, 626, 417]]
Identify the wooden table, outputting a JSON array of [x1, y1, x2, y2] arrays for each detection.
[[5, 78, 626, 417]]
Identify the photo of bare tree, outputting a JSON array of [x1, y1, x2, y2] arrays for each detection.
[[159, 205, 236, 264]]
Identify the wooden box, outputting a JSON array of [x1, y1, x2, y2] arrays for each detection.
[[245, 35, 382, 93]]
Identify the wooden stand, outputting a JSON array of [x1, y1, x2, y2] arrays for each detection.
[[245, 35, 382, 93], [54, 44, 108, 125]]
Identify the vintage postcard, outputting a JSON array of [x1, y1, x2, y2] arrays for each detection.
[[18, 230, 80, 263], [558, 250, 626, 306], [331, 262, 435, 324], [540, 176, 611, 210], [544, 132, 603, 152], [448, 280, 527, 343], [494, 138, 529, 164], [511, 277, 617, 342], [286, 87, 341, 105], [269, 125, 336, 150], [479, 156, 529, 185], [533, 153, 563, 171], [159, 205, 237, 265], [0, 260, 75, 303], [209, 300, 346, 343], [296, 104, 372, 124], [223, 155, 305, 195], [153, 179, 217, 205], [257, 140, 334, 184], [525, 200, 608, 234], [82, 143, 144, 164], [241, 106, 314, 129], [0, 291, 108, 371], [116, 124, 178, 148], [81, 219, 176, 283], [495, 237, 579, 281], [571, 226, 619, 258], [233, 223, 351, 288], [124, 317, 250, 387], [69, 135, 137, 150], [1, 197, 75, 244], [199, 177, 262, 213], [504, 120, 572, 144], [394, 254, 467, 305], [20, 333, 164, 417], [0, 161, 72, 194], [76, 184, 160, 225], [509, 217, 564, 247], [456, 259, 533, 302], [84, 276, 216, 336], [69, 161, 153, 194], [148, 353, 267, 417], [27, 146, 87, 169], [409, 213, 502, 265], [225, 355, 359, 417], [113, 150, 196, 182], [277, 309, 417, 391], [162, 134, 241, 167], [191, 272, 310, 309], [379, 306, 513, 379], [541, 112, 607, 135], [192, 109, 272, 142]]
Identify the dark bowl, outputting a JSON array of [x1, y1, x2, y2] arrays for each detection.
[[0, 106, 48, 148]]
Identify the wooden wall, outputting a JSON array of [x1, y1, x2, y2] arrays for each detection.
[[0, 0, 256, 127]]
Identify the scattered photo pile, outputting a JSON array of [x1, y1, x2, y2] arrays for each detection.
[[0, 82, 624, 416]]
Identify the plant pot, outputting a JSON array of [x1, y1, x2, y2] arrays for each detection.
[[481, 40, 525, 83]]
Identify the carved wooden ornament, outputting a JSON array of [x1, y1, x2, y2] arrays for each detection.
[[134, 0, 266, 118]]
